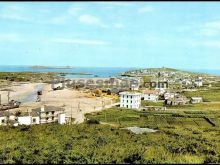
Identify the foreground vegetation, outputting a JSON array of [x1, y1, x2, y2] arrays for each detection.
[[85, 108, 220, 163], [0, 107, 219, 164]]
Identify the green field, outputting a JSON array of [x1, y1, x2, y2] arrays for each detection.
[[84, 108, 220, 163], [182, 89, 220, 102]]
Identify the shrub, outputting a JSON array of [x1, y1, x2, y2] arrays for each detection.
[[86, 119, 100, 124]]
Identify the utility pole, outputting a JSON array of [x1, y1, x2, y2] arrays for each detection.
[[78, 102, 80, 112], [71, 106, 73, 125], [7, 91, 10, 103], [102, 100, 105, 109]]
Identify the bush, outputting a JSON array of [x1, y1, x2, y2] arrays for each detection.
[[86, 119, 100, 124]]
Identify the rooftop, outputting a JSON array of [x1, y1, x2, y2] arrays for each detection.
[[143, 89, 160, 94], [119, 91, 142, 96], [32, 106, 65, 113]]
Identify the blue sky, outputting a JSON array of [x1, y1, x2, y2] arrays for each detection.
[[1, 2, 220, 69]]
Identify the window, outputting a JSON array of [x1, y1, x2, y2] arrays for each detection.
[[33, 118, 36, 123], [52, 117, 54, 120], [1, 119, 5, 123], [52, 111, 55, 115], [46, 112, 49, 115], [46, 117, 49, 120]]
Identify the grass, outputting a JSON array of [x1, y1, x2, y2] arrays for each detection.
[[0, 72, 58, 83], [141, 100, 164, 106], [85, 108, 220, 128], [168, 102, 220, 111], [0, 107, 219, 163], [182, 89, 220, 102]]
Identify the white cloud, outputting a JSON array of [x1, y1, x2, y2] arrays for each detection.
[[0, 5, 29, 21], [67, 7, 82, 16], [205, 20, 220, 29], [114, 23, 124, 29], [202, 40, 220, 48], [94, 2, 132, 6], [138, 6, 154, 14], [78, 14, 108, 28], [199, 28, 219, 37], [0, 33, 25, 42], [50, 15, 68, 25], [0, 13, 28, 21], [52, 38, 108, 45]]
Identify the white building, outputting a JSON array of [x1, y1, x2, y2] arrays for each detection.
[[58, 113, 66, 124], [164, 92, 175, 100], [142, 90, 159, 102], [32, 105, 65, 124], [17, 116, 32, 125], [194, 77, 203, 87], [130, 83, 139, 91], [119, 92, 141, 109], [190, 97, 203, 104], [0, 116, 8, 126]]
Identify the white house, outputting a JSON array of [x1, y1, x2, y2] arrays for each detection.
[[142, 90, 159, 102], [119, 92, 141, 109], [190, 97, 203, 104], [130, 83, 139, 91], [32, 105, 65, 124], [194, 77, 203, 87], [58, 113, 66, 124], [164, 92, 175, 100], [0, 116, 8, 126], [17, 116, 32, 125]]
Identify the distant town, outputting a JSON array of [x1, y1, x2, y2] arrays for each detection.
[[0, 67, 219, 126]]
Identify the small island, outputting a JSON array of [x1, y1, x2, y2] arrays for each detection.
[[30, 65, 74, 69]]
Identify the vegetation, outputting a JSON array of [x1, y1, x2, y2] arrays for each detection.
[[0, 72, 58, 83], [85, 108, 220, 163], [182, 89, 220, 102], [168, 102, 220, 111], [141, 100, 164, 107], [0, 106, 219, 164]]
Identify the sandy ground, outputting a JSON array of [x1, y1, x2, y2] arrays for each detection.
[[0, 82, 42, 104], [0, 81, 117, 124], [40, 83, 115, 123]]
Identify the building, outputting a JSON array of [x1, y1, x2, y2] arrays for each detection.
[[17, 112, 40, 125], [194, 77, 203, 87], [119, 92, 141, 109], [190, 97, 203, 104], [164, 92, 175, 100], [0, 111, 40, 126], [130, 83, 139, 91], [32, 105, 65, 124], [142, 89, 159, 101]]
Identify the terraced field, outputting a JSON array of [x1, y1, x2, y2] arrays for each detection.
[[86, 108, 220, 129]]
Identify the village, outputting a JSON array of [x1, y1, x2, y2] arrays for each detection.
[[0, 67, 219, 127]]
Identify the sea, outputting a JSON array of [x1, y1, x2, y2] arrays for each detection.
[[0, 65, 219, 78]]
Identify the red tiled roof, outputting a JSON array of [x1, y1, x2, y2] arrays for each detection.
[[143, 89, 159, 94]]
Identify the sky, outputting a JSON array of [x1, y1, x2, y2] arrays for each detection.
[[0, 2, 220, 69]]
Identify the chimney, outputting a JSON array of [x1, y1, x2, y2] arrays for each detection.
[[41, 105, 45, 112]]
